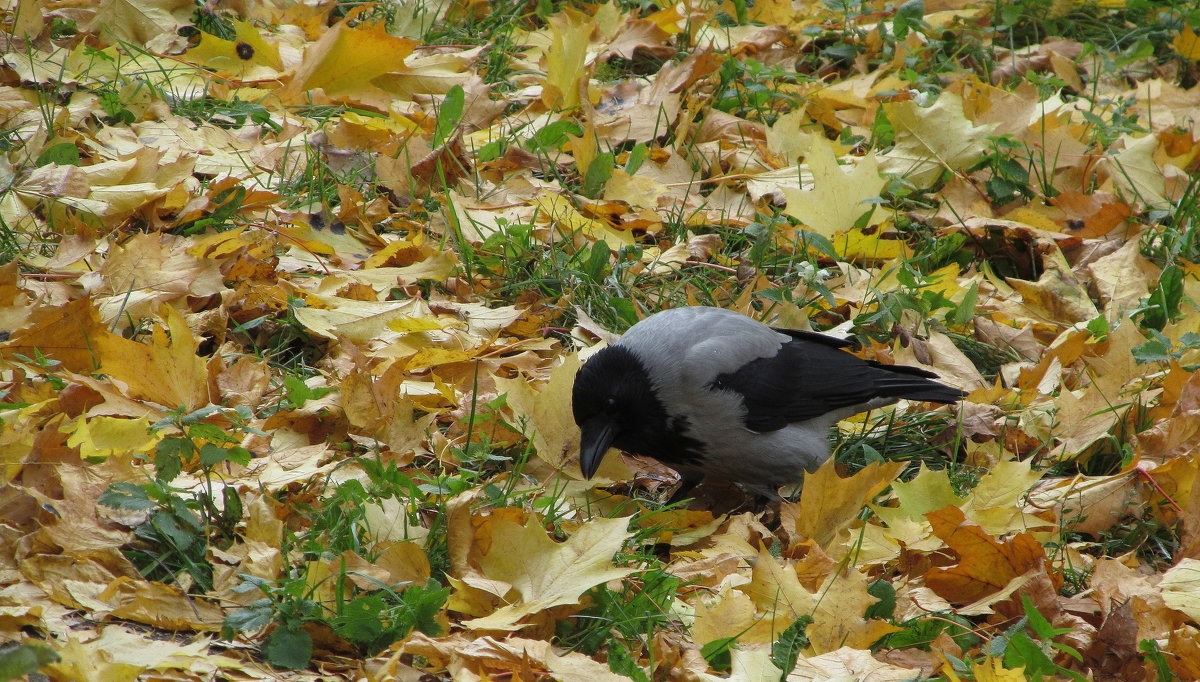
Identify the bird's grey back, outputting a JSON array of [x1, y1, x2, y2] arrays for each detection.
[[617, 307, 788, 395]]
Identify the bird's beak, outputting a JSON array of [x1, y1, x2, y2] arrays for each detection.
[[579, 415, 618, 479]]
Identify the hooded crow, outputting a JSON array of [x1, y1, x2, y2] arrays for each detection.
[[572, 306, 965, 496]]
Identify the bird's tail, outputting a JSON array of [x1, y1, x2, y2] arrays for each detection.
[[871, 363, 967, 404]]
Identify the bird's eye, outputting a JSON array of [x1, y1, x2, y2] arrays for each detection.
[[605, 396, 617, 408]]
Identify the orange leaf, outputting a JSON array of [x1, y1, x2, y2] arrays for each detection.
[[924, 506, 1048, 604]]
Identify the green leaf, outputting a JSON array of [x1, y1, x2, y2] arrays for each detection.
[[624, 143, 648, 174], [948, 283, 978, 327], [262, 626, 312, 670], [222, 485, 244, 522], [0, 642, 60, 680], [154, 447, 184, 483], [150, 511, 197, 550], [1022, 593, 1068, 640], [158, 436, 195, 459], [225, 445, 252, 467], [609, 298, 639, 327], [36, 142, 81, 167], [1139, 264, 1184, 331], [1003, 630, 1056, 675], [97, 482, 157, 511], [582, 240, 611, 281], [582, 152, 615, 198], [1085, 314, 1110, 340], [1139, 639, 1177, 682], [222, 603, 274, 638], [333, 594, 387, 644], [799, 230, 838, 261], [526, 120, 583, 153], [770, 615, 811, 674], [1132, 330, 1173, 364], [864, 579, 896, 620], [700, 636, 735, 672], [199, 442, 230, 467], [478, 138, 507, 163], [401, 581, 450, 636], [283, 376, 335, 408], [607, 640, 650, 682], [189, 423, 236, 444], [181, 404, 226, 424], [893, 0, 925, 38], [433, 85, 465, 147]]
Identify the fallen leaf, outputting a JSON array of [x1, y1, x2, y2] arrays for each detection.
[[924, 506, 1050, 605], [461, 515, 636, 630], [782, 133, 886, 238]]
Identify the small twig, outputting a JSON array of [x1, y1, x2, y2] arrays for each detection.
[[683, 260, 738, 273], [1136, 467, 1184, 513]]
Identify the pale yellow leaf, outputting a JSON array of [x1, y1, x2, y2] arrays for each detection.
[[1161, 558, 1200, 622], [1106, 133, 1168, 208], [879, 92, 998, 187], [462, 515, 636, 630], [787, 646, 919, 681], [782, 133, 886, 238], [809, 567, 900, 652], [960, 459, 1050, 536]]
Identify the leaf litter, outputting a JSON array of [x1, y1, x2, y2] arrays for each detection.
[[1, 0, 1200, 679]]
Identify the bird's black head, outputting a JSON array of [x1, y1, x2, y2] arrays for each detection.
[[572, 345, 665, 479]]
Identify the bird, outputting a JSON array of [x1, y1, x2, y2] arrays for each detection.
[[571, 306, 966, 498]]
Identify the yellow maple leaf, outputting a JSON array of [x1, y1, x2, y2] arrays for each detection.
[[12, 0, 41, 39], [879, 92, 998, 187], [687, 645, 783, 682], [692, 589, 760, 645], [789, 646, 920, 679], [281, 20, 418, 107], [782, 133, 886, 239], [65, 416, 160, 459], [542, 9, 594, 111], [83, 0, 191, 47], [1106, 133, 1169, 208], [809, 567, 902, 652], [831, 227, 913, 261], [386, 315, 456, 334], [535, 192, 635, 246], [781, 458, 904, 553], [373, 49, 474, 99], [743, 546, 814, 615], [461, 515, 636, 630], [893, 463, 965, 518], [973, 656, 1026, 681], [403, 633, 631, 681], [924, 506, 1048, 606], [642, 4, 684, 34], [100, 576, 225, 630], [960, 459, 1052, 536], [179, 19, 283, 74], [91, 304, 211, 410], [1173, 25, 1200, 61]]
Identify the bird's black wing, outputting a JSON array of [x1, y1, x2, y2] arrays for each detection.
[[713, 331, 964, 432]]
